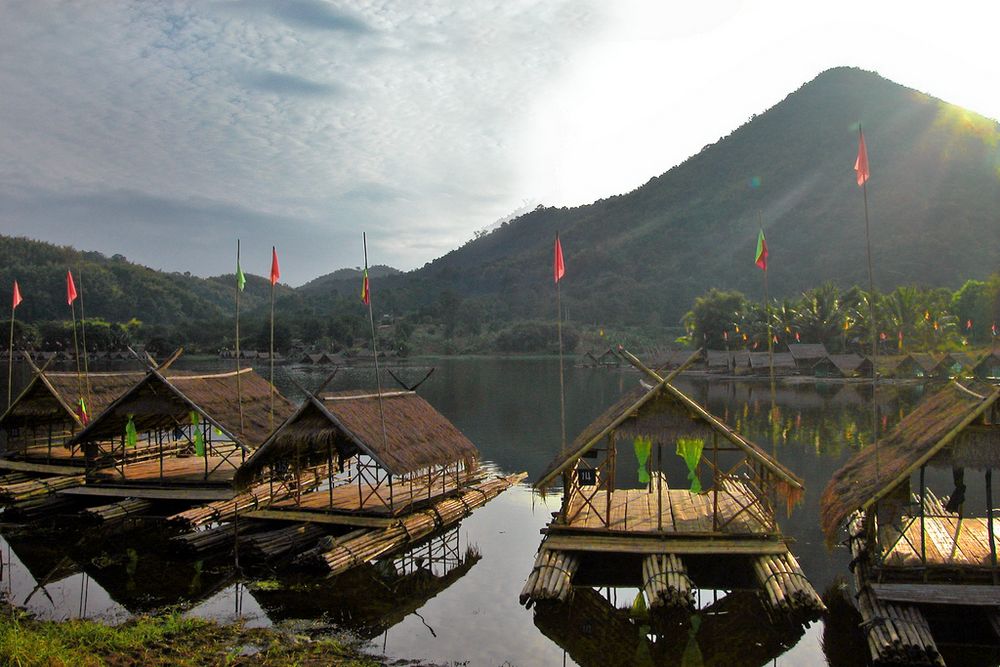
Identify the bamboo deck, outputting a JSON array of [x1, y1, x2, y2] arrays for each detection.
[[266, 469, 480, 517], [90, 456, 239, 486], [882, 516, 998, 569], [561, 478, 770, 535]]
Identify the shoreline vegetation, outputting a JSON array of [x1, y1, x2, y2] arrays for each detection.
[[4, 277, 997, 360], [0, 601, 382, 667]]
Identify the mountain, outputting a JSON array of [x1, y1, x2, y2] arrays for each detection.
[[0, 235, 292, 326], [377, 67, 1000, 328], [298, 265, 402, 297]]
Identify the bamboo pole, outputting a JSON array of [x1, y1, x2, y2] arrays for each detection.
[[858, 124, 880, 485], [7, 286, 15, 409], [77, 269, 91, 409], [362, 233, 390, 469], [235, 239, 244, 433], [269, 245, 276, 430]]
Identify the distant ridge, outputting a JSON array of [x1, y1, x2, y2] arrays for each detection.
[[382, 67, 1000, 326]]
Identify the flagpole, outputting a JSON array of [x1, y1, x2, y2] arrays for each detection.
[[7, 292, 15, 409], [556, 232, 566, 453], [269, 246, 275, 430], [363, 233, 390, 458], [77, 268, 92, 408], [236, 239, 244, 432], [859, 123, 879, 483]]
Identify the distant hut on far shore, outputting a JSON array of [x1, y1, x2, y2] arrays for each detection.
[[973, 351, 1000, 380], [787, 343, 828, 371], [812, 353, 864, 379]]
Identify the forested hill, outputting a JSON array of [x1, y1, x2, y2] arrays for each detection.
[[0, 235, 291, 326], [387, 67, 1000, 328]]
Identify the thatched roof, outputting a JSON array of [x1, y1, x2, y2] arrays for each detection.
[[820, 380, 1000, 542], [236, 390, 479, 486], [974, 352, 1000, 379], [68, 368, 294, 451], [787, 343, 829, 361], [534, 376, 803, 491], [705, 349, 730, 368], [813, 353, 864, 377], [0, 348, 184, 430], [908, 352, 939, 372], [0, 370, 147, 430], [748, 352, 795, 370]]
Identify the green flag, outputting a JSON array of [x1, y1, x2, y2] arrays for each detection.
[[125, 415, 138, 448], [191, 411, 205, 457], [633, 436, 652, 485], [676, 438, 704, 493], [236, 260, 246, 291]]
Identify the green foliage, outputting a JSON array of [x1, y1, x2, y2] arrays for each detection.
[[682, 276, 1000, 353], [494, 321, 579, 353]]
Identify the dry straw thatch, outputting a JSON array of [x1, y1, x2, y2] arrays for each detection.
[[236, 390, 479, 487], [1, 371, 147, 430], [534, 378, 803, 492], [68, 368, 295, 450], [820, 380, 1000, 542]]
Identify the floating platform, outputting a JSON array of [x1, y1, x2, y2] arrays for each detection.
[[522, 348, 824, 617]]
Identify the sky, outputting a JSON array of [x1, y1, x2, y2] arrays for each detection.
[[2, 0, 1000, 285]]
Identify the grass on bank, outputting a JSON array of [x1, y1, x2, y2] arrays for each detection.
[[0, 604, 379, 667]]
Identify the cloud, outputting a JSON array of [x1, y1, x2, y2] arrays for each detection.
[[0, 1, 603, 283], [241, 70, 344, 97]]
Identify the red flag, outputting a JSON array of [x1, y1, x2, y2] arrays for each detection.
[[795, 332, 800, 342], [880, 332, 887, 341], [12, 281, 22, 310], [270, 247, 280, 285], [360, 268, 370, 306], [966, 319, 973, 330], [898, 330, 904, 343], [554, 235, 565, 283], [993, 323, 998, 337], [66, 271, 78, 306], [855, 130, 870, 186], [723, 331, 728, 342]]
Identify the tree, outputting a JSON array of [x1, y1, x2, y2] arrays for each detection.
[[683, 289, 747, 349]]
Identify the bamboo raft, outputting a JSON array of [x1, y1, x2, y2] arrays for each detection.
[[80, 498, 153, 524], [294, 473, 523, 575], [0, 474, 84, 504], [3, 494, 78, 520], [519, 549, 579, 607], [642, 553, 695, 610], [751, 552, 826, 615], [241, 522, 327, 561], [167, 467, 328, 529], [848, 514, 944, 666]]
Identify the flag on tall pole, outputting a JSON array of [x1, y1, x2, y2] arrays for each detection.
[[77, 269, 92, 410], [66, 270, 86, 424], [754, 229, 768, 271], [554, 233, 566, 457], [235, 240, 244, 432], [362, 233, 390, 458], [856, 124, 879, 482], [7, 281, 22, 408], [268, 246, 280, 428]]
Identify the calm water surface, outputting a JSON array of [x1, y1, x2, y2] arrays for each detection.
[[0, 357, 984, 665]]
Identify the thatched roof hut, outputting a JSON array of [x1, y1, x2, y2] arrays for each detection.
[[812, 353, 864, 378], [747, 352, 796, 375], [236, 390, 479, 488], [820, 380, 1000, 542], [974, 351, 1000, 380], [787, 343, 829, 369], [534, 376, 802, 492], [1, 370, 145, 434], [705, 349, 730, 371], [68, 367, 294, 452]]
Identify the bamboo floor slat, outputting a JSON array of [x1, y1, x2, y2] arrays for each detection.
[[268, 469, 480, 516], [881, 492, 998, 569], [91, 455, 239, 485], [562, 478, 770, 535]]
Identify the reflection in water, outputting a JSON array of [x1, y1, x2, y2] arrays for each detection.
[[534, 586, 813, 667], [0, 358, 952, 664]]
